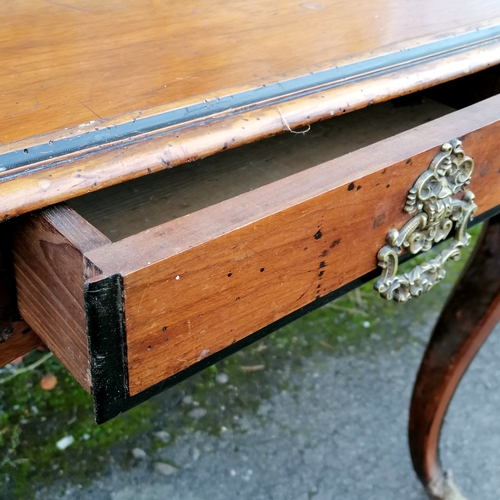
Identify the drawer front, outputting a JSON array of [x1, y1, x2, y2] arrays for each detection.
[[13, 94, 500, 423]]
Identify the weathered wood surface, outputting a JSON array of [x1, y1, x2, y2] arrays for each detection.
[[79, 94, 500, 395], [12, 205, 111, 391], [409, 215, 500, 500], [2, 2, 500, 220]]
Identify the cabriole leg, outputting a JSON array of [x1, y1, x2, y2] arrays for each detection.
[[409, 214, 500, 499]]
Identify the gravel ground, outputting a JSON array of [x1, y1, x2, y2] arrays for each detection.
[[36, 313, 500, 500]]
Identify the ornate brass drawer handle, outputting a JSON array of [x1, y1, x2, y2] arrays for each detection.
[[374, 139, 477, 303]]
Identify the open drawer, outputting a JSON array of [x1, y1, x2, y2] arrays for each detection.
[[11, 94, 500, 423]]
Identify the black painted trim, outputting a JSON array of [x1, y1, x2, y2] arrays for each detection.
[[2, 24, 500, 175], [84, 274, 129, 424]]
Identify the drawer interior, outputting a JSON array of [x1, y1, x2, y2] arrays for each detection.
[[68, 97, 454, 241]]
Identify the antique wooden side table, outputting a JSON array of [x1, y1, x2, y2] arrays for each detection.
[[2, 2, 500, 498]]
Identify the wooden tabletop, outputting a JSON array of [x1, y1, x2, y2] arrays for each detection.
[[2, 0, 500, 217]]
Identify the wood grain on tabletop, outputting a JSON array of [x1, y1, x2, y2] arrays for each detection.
[[2, 0, 500, 145], [81, 94, 500, 395], [12, 205, 111, 392]]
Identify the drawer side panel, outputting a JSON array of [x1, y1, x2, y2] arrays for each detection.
[[13, 206, 110, 392]]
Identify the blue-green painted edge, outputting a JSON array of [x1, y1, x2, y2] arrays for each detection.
[[2, 24, 500, 174]]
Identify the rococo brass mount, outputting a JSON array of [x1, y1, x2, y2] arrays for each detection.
[[374, 139, 477, 302]]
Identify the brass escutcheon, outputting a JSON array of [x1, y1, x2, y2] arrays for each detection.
[[374, 139, 477, 303]]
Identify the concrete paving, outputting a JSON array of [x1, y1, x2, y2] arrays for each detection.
[[38, 293, 500, 500]]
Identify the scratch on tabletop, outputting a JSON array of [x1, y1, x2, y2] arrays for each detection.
[[78, 101, 103, 120]]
